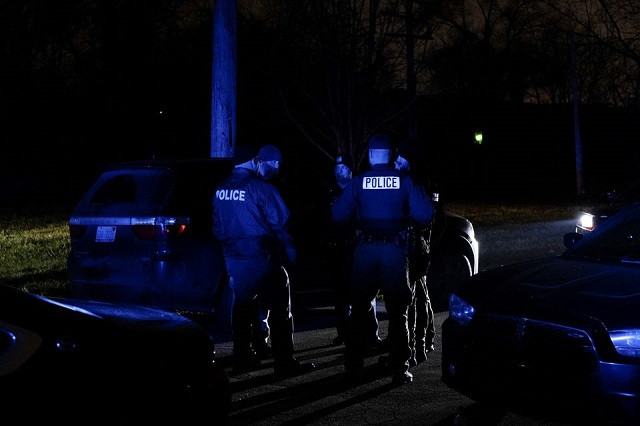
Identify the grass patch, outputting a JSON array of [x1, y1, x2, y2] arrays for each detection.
[[0, 210, 71, 297], [0, 201, 597, 297], [445, 201, 595, 226]]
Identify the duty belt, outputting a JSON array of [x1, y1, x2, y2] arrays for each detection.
[[360, 232, 407, 245]]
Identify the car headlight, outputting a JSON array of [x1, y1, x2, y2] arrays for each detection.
[[449, 294, 475, 326], [0, 321, 42, 376], [610, 329, 640, 357], [579, 213, 595, 231]]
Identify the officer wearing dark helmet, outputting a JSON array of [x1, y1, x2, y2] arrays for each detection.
[[332, 133, 434, 385], [213, 144, 315, 376]]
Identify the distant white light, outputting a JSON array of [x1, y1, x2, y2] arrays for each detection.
[[474, 131, 483, 145]]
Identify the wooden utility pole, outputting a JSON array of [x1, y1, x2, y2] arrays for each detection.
[[210, 0, 237, 159], [569, 31, 584, 196], [405, 0, 417, 140]]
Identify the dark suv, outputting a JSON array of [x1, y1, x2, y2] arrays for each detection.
[[576, 178, 640, 235], [68, 159, 233, 315], [68, 158, 478, 316]]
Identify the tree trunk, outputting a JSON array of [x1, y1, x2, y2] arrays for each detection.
[[569, 31, 584, 196]]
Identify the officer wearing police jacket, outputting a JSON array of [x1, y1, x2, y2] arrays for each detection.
[[213, 145, 315, 376], [332, 133, 434, 385], [327, 153, 381, 348]]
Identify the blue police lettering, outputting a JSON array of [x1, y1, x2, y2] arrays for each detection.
[[216, 189, 246, 201], [362, 176, 400, 190]]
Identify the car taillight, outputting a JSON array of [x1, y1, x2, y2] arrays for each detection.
[[69, 224, 87, 240], [131, 217, 190, 240], [164, 223, 187, 236], [132, 225, 160, 240]]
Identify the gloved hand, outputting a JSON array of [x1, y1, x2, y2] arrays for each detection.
[[284, 245, 297, 266]]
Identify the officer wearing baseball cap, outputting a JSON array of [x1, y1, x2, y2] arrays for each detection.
[[257, 144, 282, 180], [213, 144, 315, 376], [249, 143, 284, 357], [332, 132, 434, 385]]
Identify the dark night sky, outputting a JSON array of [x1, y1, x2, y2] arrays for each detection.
[[2, 1, 640, 209]]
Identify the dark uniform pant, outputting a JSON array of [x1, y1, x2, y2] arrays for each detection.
[[408, 274, 435, 358], [330, 245, 379, 343], [225, 256, 294, 364], [346, 241, 412, 375], [251, 299, 270, 348]]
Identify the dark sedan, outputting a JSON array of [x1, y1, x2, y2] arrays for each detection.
[[442, 202, 640, 425], [0, 284, 230, 424]]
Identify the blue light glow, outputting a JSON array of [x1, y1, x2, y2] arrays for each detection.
[[449, 294, 475, 326], [610, 329, 640, 357]]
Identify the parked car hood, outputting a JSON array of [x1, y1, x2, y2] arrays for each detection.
[[457, 256, 640, 330], [0, 284, 211, 353]]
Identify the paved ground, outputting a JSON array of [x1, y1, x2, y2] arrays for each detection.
[[212, 298, 471, 426], [207, 220, 576, 425], [212, 300, 573, 426]]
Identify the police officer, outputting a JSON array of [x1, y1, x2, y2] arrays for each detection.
[[213, 144, 315, 376], [250, 143, 305, 359], [249, 144, 285, 359], [332, 133, 434, 385], [395, 137, 436, 366], [327, 153, 381, 347]]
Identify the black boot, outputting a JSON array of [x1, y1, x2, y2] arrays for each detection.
[[232, 349, 261, 374], [270, 315, 315, 376], [253, 338, 272, 359], [379, 356, 413, 385], [392, 370, 413, 385], [274, 356, 315, 377]]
